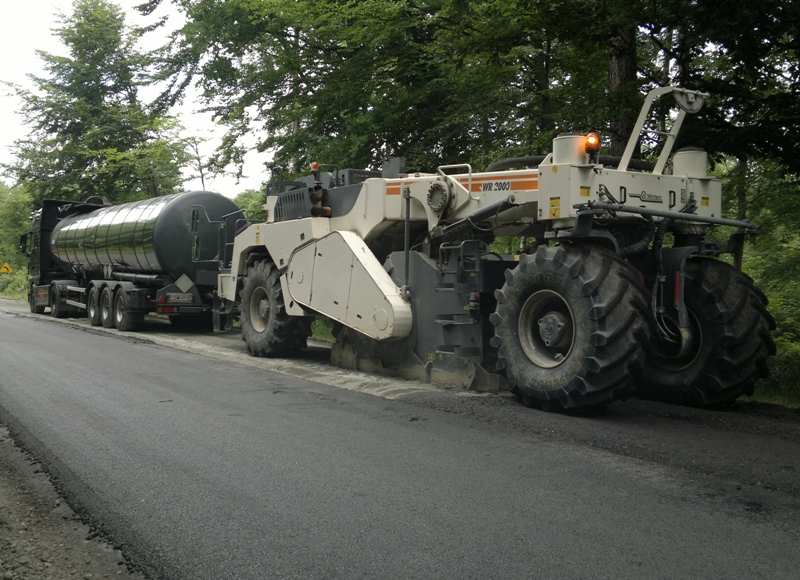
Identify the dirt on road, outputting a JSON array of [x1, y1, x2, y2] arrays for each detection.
[[0, 426, 145, 580]]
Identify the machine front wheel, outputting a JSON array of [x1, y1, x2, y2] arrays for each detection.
[[240, 260, 310, 357]]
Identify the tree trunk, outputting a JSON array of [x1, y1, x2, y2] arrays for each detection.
[[734, 155, 749, 220], [607, 24, 638, 156], [538, 35, 553, 133], [659, 28, 673, 134]]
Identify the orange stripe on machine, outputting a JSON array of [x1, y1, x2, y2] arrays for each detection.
[[457, 173, 538, 193], [386, 173, 538, 195]]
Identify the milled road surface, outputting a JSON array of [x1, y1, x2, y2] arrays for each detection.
[[1, 309, 800, 579]]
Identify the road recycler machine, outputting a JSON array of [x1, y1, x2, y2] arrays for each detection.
[[23, 87, 776, 410]]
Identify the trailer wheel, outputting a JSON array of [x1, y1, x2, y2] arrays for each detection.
[[640, 259, 776, 406], [491, 245, 650, 410], [87, 286, 103, 326], [113, 290, 143, 332], [28, 286, 45, 314], [50, 285, 68, 319], [240, 260, 310, 356], [100, 286, 116, 328]]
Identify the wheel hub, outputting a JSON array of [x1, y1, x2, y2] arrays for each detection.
[[537, 311, 569, 348], [518, 289, 576, 369], [249, 287, 270, 333]]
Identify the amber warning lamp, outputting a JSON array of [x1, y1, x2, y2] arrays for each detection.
[[585, 131, 601, 154]]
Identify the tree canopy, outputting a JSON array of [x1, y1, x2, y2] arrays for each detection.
[[140, 0, 798, 174], [5, 0, 189, 205]]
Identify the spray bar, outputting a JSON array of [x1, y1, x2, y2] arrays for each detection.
[[575, 201, 757, 230]]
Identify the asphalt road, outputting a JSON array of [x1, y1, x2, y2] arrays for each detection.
[[1, 310, 800, 579]]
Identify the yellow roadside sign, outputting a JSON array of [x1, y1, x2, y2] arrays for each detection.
[[0, 263, 13, 274]]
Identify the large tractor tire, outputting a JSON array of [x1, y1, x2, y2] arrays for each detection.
[[491, 245, 650, 410], [640, 259, 776, 406], [240, 260, 311, 356]]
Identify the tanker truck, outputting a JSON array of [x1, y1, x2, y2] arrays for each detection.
[[19, 192, 242, 331]]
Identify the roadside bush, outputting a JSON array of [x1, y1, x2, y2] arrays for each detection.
[[756, 338, 800, 405], [0, 183, 31, 299], [0, 269, 26, 299]]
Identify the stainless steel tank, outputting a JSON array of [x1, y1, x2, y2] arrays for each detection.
[[50, 191, 240, 285]]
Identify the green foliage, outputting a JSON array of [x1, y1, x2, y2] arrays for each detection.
[[142, 0, 798, 173], [719, 160, 800, 397], [4, 0, 189, 205], [311, 318, 335, 344], [234, 189, 266, 223], [143, 0, 613, 172], [0, 183, 32, 298]]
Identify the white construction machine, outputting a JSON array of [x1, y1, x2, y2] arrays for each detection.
[[215, 87, 775, 410]]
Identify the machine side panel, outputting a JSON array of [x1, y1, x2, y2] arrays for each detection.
[[309, 234, 351, 321], [260, 218, 331, 268], [286, 231, 412, 340], [537, 164, 722, 221]]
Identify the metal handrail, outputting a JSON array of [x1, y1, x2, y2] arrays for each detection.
[[437, 163, 476, 200]]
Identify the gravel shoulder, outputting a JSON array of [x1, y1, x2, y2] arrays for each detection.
[[0, 426, 145, 580]]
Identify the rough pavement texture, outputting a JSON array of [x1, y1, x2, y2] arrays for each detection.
[[1, 305, 800, 579], [0, 427, 145, 580]]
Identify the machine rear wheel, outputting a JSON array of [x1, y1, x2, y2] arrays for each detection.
[[87, 286, 103, 326], [640, 259, 776, 406], [240, 260, 310, 357], [100, 286, 116, 328], [491, 245, 650, 410]]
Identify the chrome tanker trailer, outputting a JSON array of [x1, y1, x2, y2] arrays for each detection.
[[20, 192, 241, 331]]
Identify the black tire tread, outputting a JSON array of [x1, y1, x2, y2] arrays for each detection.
[[114, 290, 143, 332], [492, 244, 650, 410], [100, 286, 115, 329], [50, 286, 68, 318], [641, 259, 776, 406], [87, 286, 103, 326], [240, 260, 310, 357]]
